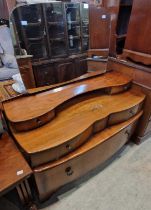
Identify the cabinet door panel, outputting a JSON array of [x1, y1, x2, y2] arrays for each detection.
[[75, 58, 88, 77], [33, 64, 56, 87], [56, 62, 75, 83]]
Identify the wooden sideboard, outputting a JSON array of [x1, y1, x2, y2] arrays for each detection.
[[2, 70, 145, 202]]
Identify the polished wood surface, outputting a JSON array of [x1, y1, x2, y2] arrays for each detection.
[[123, 0, 151, 64], [10, 87, 145, 167], [34, 112, 142, 201], [27, 70, 106, 95], [87, 59, 107, 72], [107, 57, 151, 143], [17, 56, 36, 89], [123, 49, 151, 66], [89, 5, 110, 50], [3, 71, 132, 131], [0, 132, 32, 196]]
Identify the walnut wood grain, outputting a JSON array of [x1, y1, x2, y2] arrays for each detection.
[[123, 0, 151, 64], [10, 87, 145, 167], [34, 112, 142, 201], [123, 49, 151, 65], [107, 57, 151, 143], [0, 132, 32, 196], [3, 71, 132, 131]]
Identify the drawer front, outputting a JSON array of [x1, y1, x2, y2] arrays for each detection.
[[11, 110, 55, 132], [34, 122, 137, 201], [30, 118, 107, 167], [108, 103, 142, 126]]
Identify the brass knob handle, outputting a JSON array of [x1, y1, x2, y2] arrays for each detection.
[[36, 118, 42, 126], [125, 130, 130, 138], [65, 167, 73, 176], [130, 110, 135, 115], [66, 144, 72, 150]]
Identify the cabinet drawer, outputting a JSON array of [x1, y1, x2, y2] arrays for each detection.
[[11, 110, 55, 132], [30, 118, 107, 167], [108, 103, 143, 125], [34, 118, 139, 201]]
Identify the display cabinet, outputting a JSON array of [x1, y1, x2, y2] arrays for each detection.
[[13, 2, 89, 60], [12, 2, 89, 87]]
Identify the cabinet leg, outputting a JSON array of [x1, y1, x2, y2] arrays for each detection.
[[16, 179, 37, 210]]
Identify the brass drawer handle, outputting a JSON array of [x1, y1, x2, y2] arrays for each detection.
[[125, 130, 130, 138], [129, 110, 135, 115], [36, 118, 42, 126], [66, 144, 72, 150], [65, 167, 74, 176]]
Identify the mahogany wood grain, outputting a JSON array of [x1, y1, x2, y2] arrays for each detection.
[[123, 49, 151, 66], [34, 112, 142, 201], [123, 0, 151, 64], [87, 49, 109, 58], [10, 87, 145, 167], [0, 132, 32, 196], [107, 57, 151, 143], [87, 59, 107, 72], [3, 71, 132, 131], [89, 5, 110, 49]]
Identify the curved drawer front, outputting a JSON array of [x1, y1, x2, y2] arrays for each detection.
[[108, 102, 143, 126], [34, 114, 141, 201], [4, 71, 132, 132], [30, 118, 108, 167], [11, 88, 145, 167]]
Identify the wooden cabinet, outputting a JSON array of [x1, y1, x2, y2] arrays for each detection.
[[16, 56, 36, 89], [32, 54, 88, 87], [122, 0, 151, 65], [33, 63, 56, 87], [34, 114, 141, 201], [12, 2, 89, 60], [56, 62, 75, 83], [106, 0, 133, 56], [88, 4, 110, 57]]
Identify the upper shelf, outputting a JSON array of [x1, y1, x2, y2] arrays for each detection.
[[10, 86, 145, 167], [3, 71, 133, 132]]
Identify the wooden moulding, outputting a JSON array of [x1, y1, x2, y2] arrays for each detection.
[[3, 71, 132, 132], [87, 49, 109, 58], [11, 87, 145, 167], [33, 112, 142, 201], [123, 49, 151, 66]]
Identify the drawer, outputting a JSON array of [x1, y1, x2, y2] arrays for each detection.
[[30, 118, 108, 167], [11, 110, 55, 132], [108, 103, 143, 125], [34, 117, 139, 201]]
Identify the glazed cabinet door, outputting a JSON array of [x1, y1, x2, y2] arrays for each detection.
[[33, 63, 56, 87]]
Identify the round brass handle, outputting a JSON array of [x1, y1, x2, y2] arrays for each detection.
[[125, 130, 130, 138], [66, 144, 72, 150], [36, 118, 42, 126], [65, 167, 74, 176], [130, 110, 135, 115]]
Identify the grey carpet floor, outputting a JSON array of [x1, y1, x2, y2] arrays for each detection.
[[43, 137, 151, 210]]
